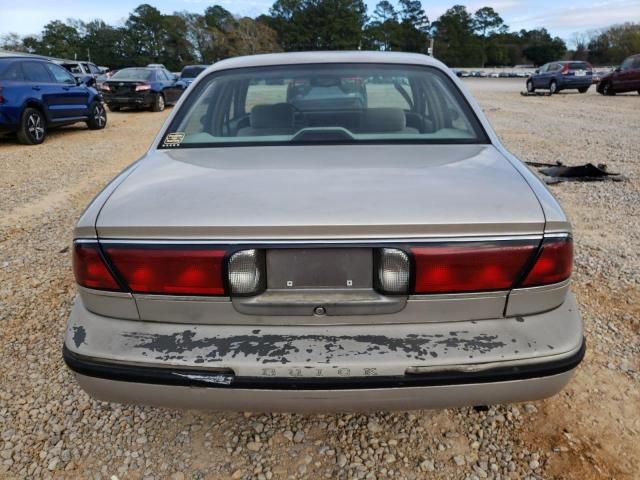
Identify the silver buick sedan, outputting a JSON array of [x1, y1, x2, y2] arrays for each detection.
[[64, 52, 584, 412]]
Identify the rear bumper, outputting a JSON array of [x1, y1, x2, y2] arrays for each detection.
[[64, 294, 584, 411], [103, 92, 154, 107], [559, 77, 592, 89]]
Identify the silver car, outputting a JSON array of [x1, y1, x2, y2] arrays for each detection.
[[64, 52, 584, 412]]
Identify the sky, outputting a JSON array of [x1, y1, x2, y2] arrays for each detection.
[[2, 0, 639, 45]]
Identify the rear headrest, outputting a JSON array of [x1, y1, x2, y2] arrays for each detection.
[[361, 108, 406, 133], [251, 103, 294, 129]]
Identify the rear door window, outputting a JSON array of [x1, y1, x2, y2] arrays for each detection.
[[23, 62, 53, 83], [45, 63, 77, 84], [0, 62, 24, 81]]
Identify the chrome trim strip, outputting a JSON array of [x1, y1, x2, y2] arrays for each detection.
[[78, 285, 132, 299], [409, 290, 508, 300], [135, 294, 231, 303], [80, 234, 551, 245]]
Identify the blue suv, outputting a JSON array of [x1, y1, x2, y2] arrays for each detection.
[[0, 56, 107, 145], [526, 61, 593, 94]]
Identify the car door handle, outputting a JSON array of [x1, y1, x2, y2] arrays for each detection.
[[63, 87, 70, 91], [32, 86, 41, 91]]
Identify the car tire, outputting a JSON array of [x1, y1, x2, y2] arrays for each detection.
[[578, 87, 588, 93], [87, 102, 107, 130], [107, 105, 120, 112], [526, 80, 535, 93], [16, 107, 46, 145], [549, 80, 558, 94], [602, 83, 615, 96], [151, 93, 165, 112]]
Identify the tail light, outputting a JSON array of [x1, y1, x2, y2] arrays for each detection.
[[228, 249, 266, 295], [521, 237, 572, 287], [409, 236, 572, 294], [135, 83, 151, 92], [411, 243, 536, 294], [101, 84, 111, 92], [0, 86, 4, 103], [103, 245, 226, 295], [561, 64, 570, 74], [73, 243, 121, 291]]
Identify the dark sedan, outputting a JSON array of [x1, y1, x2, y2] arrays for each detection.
[[597, 54, 640, 95], [101, 67, 183, 112], [179, 65, 207, 88], [526, 61, 593, 94]]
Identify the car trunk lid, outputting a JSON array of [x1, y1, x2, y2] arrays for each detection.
[[96, 144, 545, 239]]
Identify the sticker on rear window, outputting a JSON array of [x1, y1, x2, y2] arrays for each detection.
[[163, 132, 185, 147]]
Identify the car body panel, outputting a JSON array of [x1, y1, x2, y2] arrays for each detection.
[[65, 294, 582, 376], [95, 145, 545, 239]]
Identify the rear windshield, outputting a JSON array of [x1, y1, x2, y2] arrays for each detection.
[[568, 62, 590, 71], [160, 63, 488, 148], [111, 68, 153, 81], [181, 66, 206, 79]]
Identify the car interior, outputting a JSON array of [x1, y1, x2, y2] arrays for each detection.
[[172, 67, 480, 144]]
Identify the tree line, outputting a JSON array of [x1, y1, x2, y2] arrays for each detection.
[[1, 2, 638, 71]]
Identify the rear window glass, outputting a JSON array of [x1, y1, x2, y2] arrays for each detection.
[[111, 68, 153, 81], [161, 63, 487, 148], [568, 63, 590, 70], [181, 66, 206, 79], [22, 62, 52, 83]]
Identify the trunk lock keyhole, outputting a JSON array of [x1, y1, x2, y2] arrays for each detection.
[[314, 306, 326, 316]]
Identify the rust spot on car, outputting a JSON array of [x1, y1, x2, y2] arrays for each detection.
[[72, 326, 86, 348], [121, 329, 508, 364]]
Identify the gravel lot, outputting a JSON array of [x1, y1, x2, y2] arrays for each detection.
[[1, 79, 638, 479]]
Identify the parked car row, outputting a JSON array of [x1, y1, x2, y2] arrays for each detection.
[[525, 55, 640, 95], [0, 57, 210, 144], [0, 56, 106, 145], [453, 69, 532, 78]]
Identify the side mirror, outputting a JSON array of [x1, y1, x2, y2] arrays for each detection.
[[173, 74, 180, 81], [614, 67, 621, 72], [534, 69, 539, 74]]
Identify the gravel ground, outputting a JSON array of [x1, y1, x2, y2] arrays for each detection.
[[0, 80, 638, 480]]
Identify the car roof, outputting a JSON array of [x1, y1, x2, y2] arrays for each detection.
[[208, 51, 446, 74], [0, 56, 50, 62]]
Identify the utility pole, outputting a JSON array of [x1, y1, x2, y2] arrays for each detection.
[[427, 38, 434, 57]]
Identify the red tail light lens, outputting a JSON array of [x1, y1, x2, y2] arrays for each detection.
[[135, 83, 151, 92], [104, 246, 226, 296], [561, 64, 570, 74], [73, 243, 121, 291], [411, 243, 536, 294], [101, 83, 111, 92], [521, 237, 573, 287]]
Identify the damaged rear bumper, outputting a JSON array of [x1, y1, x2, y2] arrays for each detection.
[[63, 294, 584, 412]]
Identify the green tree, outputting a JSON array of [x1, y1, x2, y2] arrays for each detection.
[[124, 4, 167, 64], [269, 0, 366, 51], [37, 20, 82, 58], [588, 23, 640, 65], [396, 0, 429, 52], [364, 1, 399, 51], [473, 7, 507, 67], [521, 28, 567, 65], [433, 5, 482, 67], [0, 33, 28, 52]]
